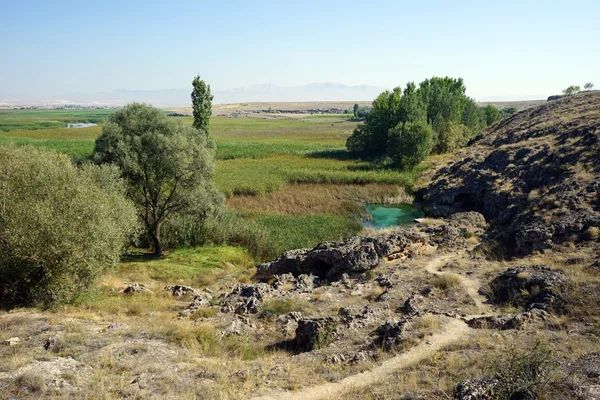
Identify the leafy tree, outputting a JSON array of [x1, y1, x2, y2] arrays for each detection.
[[93, 103, 223, 256], [0, 145, 138, 307], [562, 85, 581, 96], [191, 75, 214, 135], [386, 120, 434, 170], [483, 104, 500, 126], [584, 82, 594, 90], [353, 103, 359, 118]]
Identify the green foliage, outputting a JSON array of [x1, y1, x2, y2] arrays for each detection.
[[345, 76, 480, 162], [191, 75, 213, 135], [435, 121, 471, 154], [254, 213, 362, 258], [584, 82, 594, 90], [562, 85, 581, 96], [160, 210, 271, 260], [93, 103, 223, 256], [387, 121, 434, 170], [353, 103, 359, 118], [483, 104, 500, 126], [0, 145, 138, 307]]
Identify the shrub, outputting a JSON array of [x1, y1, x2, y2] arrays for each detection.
[[493, 340, 558, 399], [0, 145, 138, 307], [583, 226, 599, 240]]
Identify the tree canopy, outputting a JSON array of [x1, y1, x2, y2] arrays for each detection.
[[346, 76, 504, 169], [93, 103, 223, 256]]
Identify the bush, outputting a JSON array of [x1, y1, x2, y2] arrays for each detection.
[[0, 145, 138, 307]]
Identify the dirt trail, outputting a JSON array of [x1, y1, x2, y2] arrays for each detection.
[[252, 254, 487, 400], [251, 319, 470, 400], [424, 254, 491, 313]]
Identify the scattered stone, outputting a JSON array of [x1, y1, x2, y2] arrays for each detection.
[[350, 351, 367, 364], [164, 285, 199, 297], [197, 369, 218, 380], [43, 336, 59, 350], [179, 292, 214, 317], [272, 273, 296, 290], [295, 317, 338, 351], [4, 337, 20, 346], [466, 309, 550, 330], [577, 352, 600, 378], [399, 295, 423, 316], [330, 354, 346, 364], [372, 319, 410, 352], [276, 312, 302, 325], [454, 378, 498, 399], [123, 283, 152, 295], [220, 284, 272, 315], [375, 274, 394, 288]]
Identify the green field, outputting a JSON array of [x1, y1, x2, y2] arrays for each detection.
[[0, 109, 417, 260]]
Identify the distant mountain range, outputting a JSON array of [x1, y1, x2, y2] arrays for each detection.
[[0, 83, 386, 107]]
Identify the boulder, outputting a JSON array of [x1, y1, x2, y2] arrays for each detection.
[[489, 265, 569, 312], [372, 319, 410, 352], [123, 283, 152, 294], [220, 284, 272, 315], [295, 317, 338, 351]]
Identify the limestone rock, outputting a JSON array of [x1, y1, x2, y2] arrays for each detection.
[[295, 317, 337, 351]]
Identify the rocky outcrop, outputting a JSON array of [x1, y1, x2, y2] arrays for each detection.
[[466, 309, 550, 330], [422, 91, 600, 255], [164, 285, 199, 297], [257, 230, 427, 281], [220, 284, 272, 315], [489, 265, 569, 312], [372, 319, 411, 352]]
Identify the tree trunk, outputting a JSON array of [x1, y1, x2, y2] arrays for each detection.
[[150, 226, 162, 257]]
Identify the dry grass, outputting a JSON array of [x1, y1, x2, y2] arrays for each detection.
[[226, 183, 411, 216]]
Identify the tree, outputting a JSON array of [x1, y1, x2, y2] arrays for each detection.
[[191, 75, 214, 135], [562, 85, 581, 96], [483, 104, 500, 126], [584, 82, 594, 90], [386, 120, 434, 170], [353, 103, 359, 118], [93, 103, 223, 256], [0, 145, 138, 307]]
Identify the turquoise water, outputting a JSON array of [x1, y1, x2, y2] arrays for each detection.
[[363, 203, 424, 230]]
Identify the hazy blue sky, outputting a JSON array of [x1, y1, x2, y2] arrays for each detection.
[[2, 0, 599, 100]]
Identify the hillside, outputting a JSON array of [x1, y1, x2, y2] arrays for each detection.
[[422, 91, 600, 255]]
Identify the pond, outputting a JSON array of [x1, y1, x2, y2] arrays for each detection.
[[67, 123, 98, 128], [363, 203, 424, 230]]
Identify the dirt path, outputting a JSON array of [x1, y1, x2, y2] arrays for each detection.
[[251, 319, 470, 400], [424, 254, 491, 313], [252, 254, 486, 400]]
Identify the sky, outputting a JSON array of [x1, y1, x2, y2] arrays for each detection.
[[1, 0, 599, 101]]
